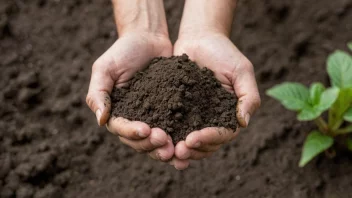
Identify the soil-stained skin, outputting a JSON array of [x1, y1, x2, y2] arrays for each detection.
[[111, 54, 238, 144]]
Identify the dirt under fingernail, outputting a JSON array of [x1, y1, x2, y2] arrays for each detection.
[[110, 54, 238, 144]]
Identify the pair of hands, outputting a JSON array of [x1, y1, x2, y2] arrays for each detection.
[[86, 31, 260, 170]]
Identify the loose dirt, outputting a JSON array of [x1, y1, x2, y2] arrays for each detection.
[[111, 55, 238, 143]]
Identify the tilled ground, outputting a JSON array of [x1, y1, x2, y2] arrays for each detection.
[[1, 0, 352, 197]]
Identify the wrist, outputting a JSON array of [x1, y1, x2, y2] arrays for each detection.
[[178, 27, 229, 42], [112, 0, 169, 38], [178, 0, 236, 39]]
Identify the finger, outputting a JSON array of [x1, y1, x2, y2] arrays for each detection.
[[232, 59, 261, 127], [175, 141, 189, 159], [148, 136, 174, 162], [175, 141, 215, 160], [86, 59, 115, 126], [118, 128, 168, 152], [170, 157, 190, 170], [107, 117, 151, 139], [185, 127, 239, 149]]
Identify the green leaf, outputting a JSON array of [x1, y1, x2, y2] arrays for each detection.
[[309, 83, 325, 105], [266, 83, 309, 111], [344, 107, 352, 122], [327, 50, 352, 88], [299, 131, 334, 167], [346, 138, 352, 152], [317, 87, 340, 111], [329, 88, 352, 129], [296, 87, 339, 121], [297, 107, 322, 121], [348, 42, 352, 52]]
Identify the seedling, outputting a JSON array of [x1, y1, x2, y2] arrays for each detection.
[[266, 42, 352, 167]]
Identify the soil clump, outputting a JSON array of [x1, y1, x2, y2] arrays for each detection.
[[111, 54, 238, 143]]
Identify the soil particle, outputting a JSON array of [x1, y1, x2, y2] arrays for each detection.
[[14, 151, 57, 181], [0, 154, 12, 179], [17, 88, 41, 106], [34, 184, 62, 198], [16, 184, 35, 198], [111, 54, 238, 143], [0, 187, 14, 198], [14, 124, 46, 143], [18, 71, 40, 89]]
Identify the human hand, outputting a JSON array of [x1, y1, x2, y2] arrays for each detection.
[[86, 32, 175, 162], [171, 32, 260, 167], [86, 0, 179, 164]]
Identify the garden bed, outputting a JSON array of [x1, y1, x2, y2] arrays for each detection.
[[0, 0, 352, 197]]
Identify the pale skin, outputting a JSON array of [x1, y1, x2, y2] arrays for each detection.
[[86, 0, 261, 170]]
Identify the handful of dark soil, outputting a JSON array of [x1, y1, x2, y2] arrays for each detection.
[[111, 54, 238, 144]]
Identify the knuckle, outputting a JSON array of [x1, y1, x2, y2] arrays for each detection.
[[114, 120, 134, 138], [253, 94, 262, 110], [243, 59, 254, 71], [151, 136, 166, 147], [155, 151, 168, 162], [85, 94, 95, 110], [237, 58, 254, 74], [92, 59, 103, 71], [92, 59, 111, 77], [139, 141, 153, 152]]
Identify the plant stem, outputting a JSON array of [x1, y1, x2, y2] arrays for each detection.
[[332, 120, 344, 131], [314, 117, 329, 134], [328, 108, 333, 129], [334, 125, 352, 135], [325, 148, 336, 159]]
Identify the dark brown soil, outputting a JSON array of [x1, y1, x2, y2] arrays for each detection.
[[111, 55, 238, 144], [1, 0, 352, 198]]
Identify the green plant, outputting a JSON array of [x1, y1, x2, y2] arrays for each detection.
[[266, 42, 352, 167]]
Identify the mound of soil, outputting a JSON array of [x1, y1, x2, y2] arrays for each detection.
[[111, 54, 238, 143], [1, 0, 352, 197]]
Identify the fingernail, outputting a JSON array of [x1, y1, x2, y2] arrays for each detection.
[[193, 141, 201, 148], [156, 152, 161, 160], [96, 109, 102, 125], [137, 129, 148, 138], [245, 113, 251, 126]]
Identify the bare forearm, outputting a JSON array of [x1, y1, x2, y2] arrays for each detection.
[[179, 0, 237, 38], [112, 0, 169, 37]]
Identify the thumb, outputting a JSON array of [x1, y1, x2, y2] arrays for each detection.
[[86, 60, 114, 126], [233, 60, 261, 127]]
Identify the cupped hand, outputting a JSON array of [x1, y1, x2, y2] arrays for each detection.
[[86, 33, 175, 162], [172, 33, 261, 168]]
